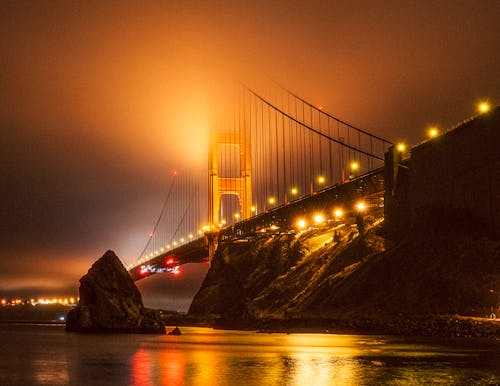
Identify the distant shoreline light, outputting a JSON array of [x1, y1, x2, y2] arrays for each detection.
[[0, 297, 79, 306]]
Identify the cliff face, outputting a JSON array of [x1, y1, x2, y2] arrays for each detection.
[[189, 209, 499, 326], [66, 250, 165, 334]]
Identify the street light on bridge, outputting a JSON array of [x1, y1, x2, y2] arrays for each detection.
[[356, 201, 366, 212], [314, 213, 325, 224], [427, 127, 439, 138], [478, 101, 491, 114], [296, 218, 307, 230]]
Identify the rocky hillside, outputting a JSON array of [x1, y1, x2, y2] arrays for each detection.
[[189, 207, 499, 336]]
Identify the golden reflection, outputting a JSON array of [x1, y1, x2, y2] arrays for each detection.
[[131, 348, 153, 385], [128, 329, 468, 385], [160, 349, 185, 386], [189, 350, 219, 385], [34, 356, 69, 385]]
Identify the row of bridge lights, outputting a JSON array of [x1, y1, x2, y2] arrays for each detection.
[[396, 101, 492, 153], [295, 201, 367, 230], [136, 102, 493, 266]]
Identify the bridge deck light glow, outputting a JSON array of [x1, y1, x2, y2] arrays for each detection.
[[268, 197, 276, 205], [478, 101, 490, 114], [317, 176, 326, 184], [350, 162, 359, 171], [428, 127, 439, 138], [356, 202, 366, 211], [296, 219, 307, 229], [334, 208, 343, 218], [290, 187, 298, 195], [234, 213, 240, 219], [397, 143, 406, 152], [314, 214, 325, 224], [250, 205, 257, 213]]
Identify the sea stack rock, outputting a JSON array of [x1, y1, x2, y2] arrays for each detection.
[[66, 250, 165, 334]]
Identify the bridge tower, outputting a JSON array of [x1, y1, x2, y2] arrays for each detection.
[[208, 127, 252, 228]]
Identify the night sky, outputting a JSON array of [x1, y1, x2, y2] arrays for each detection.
[[1, 1, 499, 311]]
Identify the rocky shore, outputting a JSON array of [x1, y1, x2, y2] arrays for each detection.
[[66, 250, 165, 334], [188, 208, 500, 340]]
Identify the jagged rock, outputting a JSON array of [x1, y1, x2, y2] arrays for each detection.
[[168, 326, 182, 335], [66, 250, 165, 334]]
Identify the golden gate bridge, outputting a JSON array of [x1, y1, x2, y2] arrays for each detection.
[[128, 84, 393, 280]]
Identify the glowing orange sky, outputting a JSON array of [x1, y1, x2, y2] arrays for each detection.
[[0, 1, 498, 309]]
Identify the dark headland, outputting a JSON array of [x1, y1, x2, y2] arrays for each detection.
[[188, 207, 499, 338], [187, 108, 499, 339]]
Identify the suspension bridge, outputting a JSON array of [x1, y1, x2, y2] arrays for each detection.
[[128, 84, 393, 281]]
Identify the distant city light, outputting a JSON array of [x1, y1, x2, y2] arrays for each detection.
[[478, 101, 491, 114], [0, 296, 79, 306]]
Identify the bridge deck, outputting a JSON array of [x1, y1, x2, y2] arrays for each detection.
[[128, 167, 385, 281]]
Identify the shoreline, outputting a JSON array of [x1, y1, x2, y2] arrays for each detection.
[[169, 314, 500, 340]]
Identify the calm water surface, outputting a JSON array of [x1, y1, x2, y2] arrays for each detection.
[[0, 324, 499, 385]]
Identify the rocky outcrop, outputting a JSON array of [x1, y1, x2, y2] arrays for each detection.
[[189, 209, 500, 338], [66, 250, 165, 334]]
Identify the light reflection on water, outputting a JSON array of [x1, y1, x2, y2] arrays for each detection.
[[0, 324, 498, 385]]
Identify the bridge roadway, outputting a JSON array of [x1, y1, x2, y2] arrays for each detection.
[[128, 167, 385, 281]]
